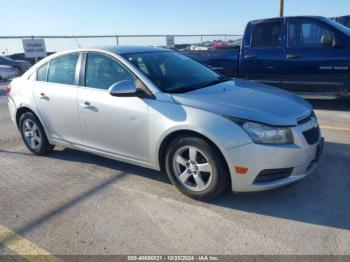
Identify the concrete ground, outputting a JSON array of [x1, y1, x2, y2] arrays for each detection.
[[0, 82, 349, 256]]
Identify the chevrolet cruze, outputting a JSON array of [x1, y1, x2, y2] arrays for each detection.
[[7, 46, 324, 200]]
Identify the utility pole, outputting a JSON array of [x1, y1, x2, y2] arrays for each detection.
[[279, 0, 284, 17]]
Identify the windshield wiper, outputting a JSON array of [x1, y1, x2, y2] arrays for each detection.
[[170, 77, 231, 94], [202, 77, 231, 88]]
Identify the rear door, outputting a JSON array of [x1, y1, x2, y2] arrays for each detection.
[[240, 19, 285, 87], [33, 53, 83, 144], [283, 17, 350, 95]]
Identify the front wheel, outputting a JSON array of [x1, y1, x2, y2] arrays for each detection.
[[19, 112, 54, 155], [165, 136, 229, 200]]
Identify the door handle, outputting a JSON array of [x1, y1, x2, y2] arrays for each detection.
[[80, 101, 93, 110], [245, 54, 257, 59], [40, 93, 49, 100], [287, 54, 302, 59]]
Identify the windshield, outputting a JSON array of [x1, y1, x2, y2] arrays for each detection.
[[322, 17, 350, 36], [343, 17, 350, 28], [123, 51, 228, 93]]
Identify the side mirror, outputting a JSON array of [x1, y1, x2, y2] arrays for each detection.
[[108, 80, 137, 96]]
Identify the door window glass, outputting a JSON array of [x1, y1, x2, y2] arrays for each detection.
[[288, 20, 333, 47], [47, 54, 79, 85], [37, 63, 48, 82], [85, 53, 134, 90], [251, 21, 282, 48]]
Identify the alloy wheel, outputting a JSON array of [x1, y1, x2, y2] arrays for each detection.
[[22, 119, 42, 150], [172, 146, 213, 192]]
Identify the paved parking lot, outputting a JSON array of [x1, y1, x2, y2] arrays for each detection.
[[0, 82, 349, 257]]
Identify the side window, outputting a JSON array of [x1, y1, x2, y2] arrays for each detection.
[[288, 20, 333, 48], [47, 54, 79, 85], [85, 53, 134, 90], [37, 63, 48, 82], [251, 21, 282, 48]]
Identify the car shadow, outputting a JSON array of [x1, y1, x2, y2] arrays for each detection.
[[1, 141, 348, 233], [41, 140, 350, 231], [307, 96, 350, 112], [45, 147, 171, 185]]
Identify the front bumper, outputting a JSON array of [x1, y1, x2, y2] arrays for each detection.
[[225, 125, 324, 192]]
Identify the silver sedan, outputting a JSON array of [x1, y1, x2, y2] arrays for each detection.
[[7, 46, 324, 200]]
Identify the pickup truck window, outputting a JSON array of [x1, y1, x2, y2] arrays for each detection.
[[288, 20, 333, 48], [251, 21, 282, 48]]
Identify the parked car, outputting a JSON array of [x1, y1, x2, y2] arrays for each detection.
[[331, 15, 350, 28], [7, 46, 324, 200], [8, 52, 55, 65], [182, 16, 350, 98], [0, 56, 32, 74], [0, 65, 21, 81]]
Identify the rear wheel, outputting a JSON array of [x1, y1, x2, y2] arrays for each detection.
[[19, 112, 54, 155], [165, 135, 229, 200]]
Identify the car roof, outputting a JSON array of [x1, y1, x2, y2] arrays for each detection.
[[250, 16, 324, 23], [98, 45, 170, 55]]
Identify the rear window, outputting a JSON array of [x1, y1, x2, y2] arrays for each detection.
[[251, 21, 282, 48], [37, 63, 48, 82], [47, 54, 79, 85]]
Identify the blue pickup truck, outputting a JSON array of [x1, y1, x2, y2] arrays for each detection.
[[183, 16, 350, 98], [332, 15, 350, 28]]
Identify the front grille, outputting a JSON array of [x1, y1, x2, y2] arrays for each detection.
[[303, 127, 321, 145], [254, 168, 293, 183]]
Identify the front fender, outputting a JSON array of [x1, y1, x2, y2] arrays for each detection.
[[147, 100, 252, 170]]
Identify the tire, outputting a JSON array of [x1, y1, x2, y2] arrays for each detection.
[[165, 135, 229, 200], [13, 66, 23, 76], [19, 112, 54, 155]]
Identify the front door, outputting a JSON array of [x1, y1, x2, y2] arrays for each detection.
[[77, 52, 149, 163]]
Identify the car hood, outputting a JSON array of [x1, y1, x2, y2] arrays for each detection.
[[171, 79, 312, 126]]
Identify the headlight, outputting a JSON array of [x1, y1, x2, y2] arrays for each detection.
[[227, 117, 294, 145]]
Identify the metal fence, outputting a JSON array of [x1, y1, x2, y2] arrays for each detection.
[[0, 34, 242, 60]]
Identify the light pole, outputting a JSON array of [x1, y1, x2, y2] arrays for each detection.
[[279, 0, 284, 17]]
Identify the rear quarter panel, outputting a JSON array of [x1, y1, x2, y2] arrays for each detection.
[[9, 78, 41, 127]]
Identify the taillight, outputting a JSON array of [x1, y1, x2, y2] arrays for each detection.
[[5, 84, 11, 95]]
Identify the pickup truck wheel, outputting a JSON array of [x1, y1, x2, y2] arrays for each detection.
[[19, 112, 54, 155], [165, 135, 228, 200]]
